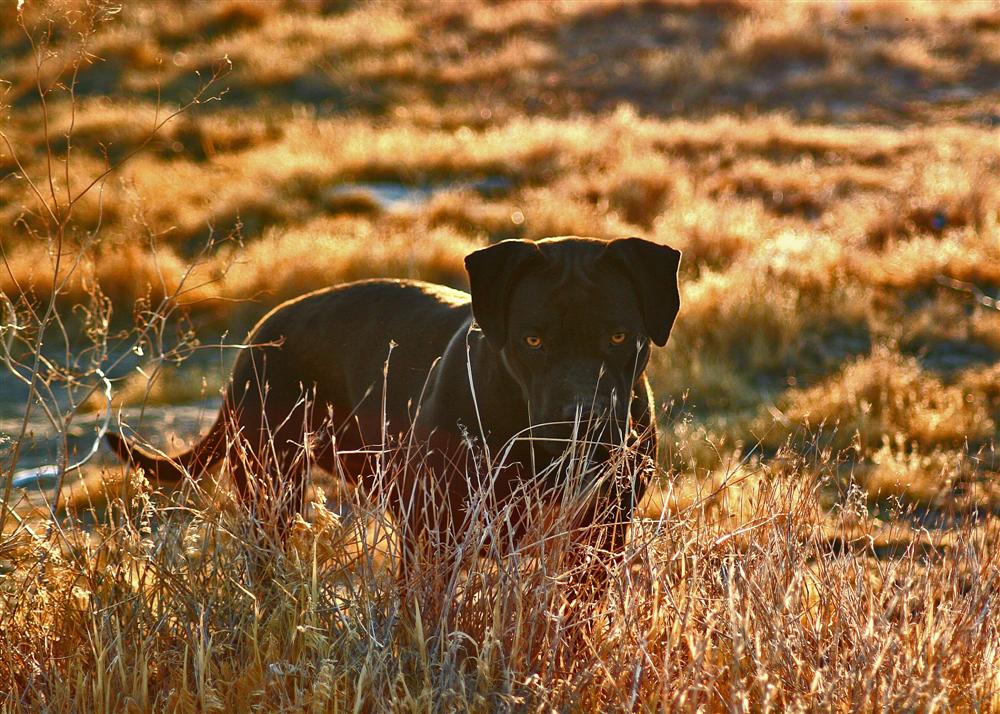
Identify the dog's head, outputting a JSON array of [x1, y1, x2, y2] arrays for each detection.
[[465, 236, 681, 457]]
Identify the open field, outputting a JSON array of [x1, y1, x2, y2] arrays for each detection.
[[2, 0, 1000, 710]]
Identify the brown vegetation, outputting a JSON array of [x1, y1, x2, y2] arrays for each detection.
[[1, 0, 999, 710]]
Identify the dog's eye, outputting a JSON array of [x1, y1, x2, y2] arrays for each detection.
[[524, 335, 543, 349], [610, 332, 627, 346]]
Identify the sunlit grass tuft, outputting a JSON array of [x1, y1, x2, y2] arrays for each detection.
[[3, 438, 998, 710]]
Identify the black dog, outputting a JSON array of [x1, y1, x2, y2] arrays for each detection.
[[108, 236, 681, 574]]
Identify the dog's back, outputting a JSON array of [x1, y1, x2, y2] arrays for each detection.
[[235, 279, 473, 426], [107, 279, 473, 498]]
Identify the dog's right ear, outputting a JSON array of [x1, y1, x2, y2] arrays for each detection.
[[465, 240, 542, 349]]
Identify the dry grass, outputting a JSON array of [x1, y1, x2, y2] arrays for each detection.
[[4, 441, 999, 711], [2, 0, 999, 710]]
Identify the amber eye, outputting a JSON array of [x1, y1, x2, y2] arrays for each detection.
[[610, 332, 627, 346], [524, 335, 543, 349]]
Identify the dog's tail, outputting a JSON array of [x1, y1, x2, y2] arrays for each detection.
[[106, 411, 228, 486]]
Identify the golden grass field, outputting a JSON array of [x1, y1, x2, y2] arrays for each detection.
[[2, 0, 1000, 710]]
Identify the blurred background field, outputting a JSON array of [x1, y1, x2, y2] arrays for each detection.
[[2, 1, 1000, 710]]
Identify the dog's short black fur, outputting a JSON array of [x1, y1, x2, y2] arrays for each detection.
[[108, 236, 681, 571]]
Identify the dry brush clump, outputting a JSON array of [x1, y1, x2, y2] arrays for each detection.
[[2, 441, 999, 711], [779, 347, 997, 453]]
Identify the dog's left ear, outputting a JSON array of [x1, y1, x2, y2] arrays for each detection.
[[465, 240, 543, 349], [602, 237, 682, 346]]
